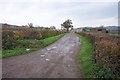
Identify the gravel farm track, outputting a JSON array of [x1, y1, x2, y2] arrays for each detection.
[[3, 33, 82, 78]]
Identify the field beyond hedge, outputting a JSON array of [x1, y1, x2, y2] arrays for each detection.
[[111, 33, 120, 37]]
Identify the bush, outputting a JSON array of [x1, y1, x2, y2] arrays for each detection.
[[2, 30, 16, 50]]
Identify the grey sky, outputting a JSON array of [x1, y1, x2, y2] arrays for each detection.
[[0, 0, 119, 29]]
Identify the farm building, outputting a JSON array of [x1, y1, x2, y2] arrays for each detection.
[[71, 28, 83, 33], [82, 27, 91, 32], [72, 27, 109, 33], [90, 27, 108, 33], [105, 26, 120, 34]]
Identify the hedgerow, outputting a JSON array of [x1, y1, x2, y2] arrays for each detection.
[[2, 27, 64, 50], [77, 32, 120, 78]]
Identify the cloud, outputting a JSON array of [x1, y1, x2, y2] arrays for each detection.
[[0, 1, 118, 29], [0, 0, 119, 3]]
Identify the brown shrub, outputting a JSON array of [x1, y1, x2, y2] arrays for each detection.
[[2, 27, 63, 50], [77, 32, 120, 77], [3, 27, 63, 40]]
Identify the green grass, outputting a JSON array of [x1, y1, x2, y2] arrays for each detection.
[[77, 34, 96, 78], [0, 50, 2, 59], [41, 34, 65, 47], [111, 34, 120, 36], [2, 48, 36, 58], [2, 33, 65, 58]]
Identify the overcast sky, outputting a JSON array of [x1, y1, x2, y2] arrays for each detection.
[[0, 0, 119, 29]]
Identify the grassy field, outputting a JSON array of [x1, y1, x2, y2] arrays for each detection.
[[0, 50, 2, 58], [111, 33, 120, 36], [2, 33, 65, 58]]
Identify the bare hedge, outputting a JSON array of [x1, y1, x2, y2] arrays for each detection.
[[77, 32, 120, 78], [2, 27, 64, 50]]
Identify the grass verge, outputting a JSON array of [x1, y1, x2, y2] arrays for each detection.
[[2, 33, 65, 58], [77, 34, 96, 78]]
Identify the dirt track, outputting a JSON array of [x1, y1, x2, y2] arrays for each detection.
[[3, 33, 82, 78]]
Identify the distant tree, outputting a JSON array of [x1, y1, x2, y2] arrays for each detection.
[[35, 25, 40, 28], [50, 26, 56, 30], [24, 25, 29, 28], [39, 26, 44, 29], [21, 25, 28, 28], [61, 19, 73, 31], [61, 26, 64, 30], [21, 25, 25, 27], [71, 27, 73, 30], [28, 23, 33, 28], [99, 25, 104, 28], [44, 27, 50, 29]]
